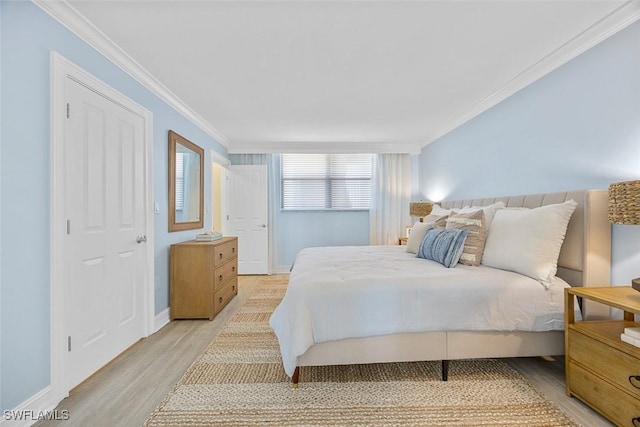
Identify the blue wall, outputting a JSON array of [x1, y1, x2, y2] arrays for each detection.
[[0, 2, 227, 411], [418, 20, 640, 286], [276, 209, 370, 267]]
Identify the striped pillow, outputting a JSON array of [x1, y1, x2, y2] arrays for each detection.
[[446, 209, 487, 266], [416, 228, 469, 268]]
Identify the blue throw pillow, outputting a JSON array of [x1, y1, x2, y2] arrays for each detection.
[[417, 228, 469, 268]]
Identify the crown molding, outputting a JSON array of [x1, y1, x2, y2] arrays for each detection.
[[33, 0, 230, 148], [33, 0, 640, 155], [229, 140, 422, 154], [418, 0, 640, 149]]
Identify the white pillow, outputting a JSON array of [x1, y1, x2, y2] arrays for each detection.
[[481, 200, 577, 285], [405, 215, 448, 254], [406, 222, 434, 254], [430, 204, 451, 216]]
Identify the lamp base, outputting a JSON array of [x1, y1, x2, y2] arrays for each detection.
[[632, 278, 640, 292]]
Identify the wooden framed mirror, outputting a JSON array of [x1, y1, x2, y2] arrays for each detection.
[[169, 130, 204, 232]]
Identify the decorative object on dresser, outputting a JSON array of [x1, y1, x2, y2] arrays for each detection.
[[565, 286, 640, 426], [196, 230, 222, 241], [170, 237, 238, 320], [409, 201, 433, 222], [608, 179, 640, 292]]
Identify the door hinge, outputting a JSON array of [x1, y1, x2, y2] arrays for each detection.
[[66, 220, 71, 235], [66, 103, 70, 119], [68, 336, 71, 352]]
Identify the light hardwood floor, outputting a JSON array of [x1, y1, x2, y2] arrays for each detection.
[[36, 275, 613, 427]]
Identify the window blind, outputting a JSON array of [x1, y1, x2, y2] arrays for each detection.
[[281, 153, 372, 210]]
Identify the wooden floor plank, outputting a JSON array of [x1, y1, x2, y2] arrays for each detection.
[[36, 275, 613, 426]]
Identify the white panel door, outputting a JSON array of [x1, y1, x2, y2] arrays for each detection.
[[228, 165, 268, 274], [65, 77, 147, 389]]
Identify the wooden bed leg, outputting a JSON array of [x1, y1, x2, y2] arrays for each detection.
[[441, 360, 449, 381], [292, 366, 300, 389]]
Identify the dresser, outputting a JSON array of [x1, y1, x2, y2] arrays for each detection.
[[170, 237, 238, 320], [565, 286, 640, 426]]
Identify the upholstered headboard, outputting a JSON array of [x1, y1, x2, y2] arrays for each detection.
[[440, 190, 611, 317]]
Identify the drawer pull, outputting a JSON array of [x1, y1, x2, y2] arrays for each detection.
[[219, 253, 223, 259], [630, 375, 640, 390], [232, 285, 235, 291], [219, 296, 223, 304], [232, 266, 235, 272], [219, 275, 223, 282], [232, 247, 235, 253], [633, 417, 640, 427]]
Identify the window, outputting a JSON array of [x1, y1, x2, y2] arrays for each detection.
[[281, 153, 372, 210]]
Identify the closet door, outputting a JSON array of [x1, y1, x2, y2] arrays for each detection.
[[65, 77, 147, 389]]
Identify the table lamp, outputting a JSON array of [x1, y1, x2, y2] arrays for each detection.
[[410, 201, 433, 222], [608, 180, 640, 292]]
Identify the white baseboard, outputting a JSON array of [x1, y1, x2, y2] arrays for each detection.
[[154, 308, 170, 333], [2, 310, 170, 427], [0, 385, 67, 427], [272, 265, 292, 274]]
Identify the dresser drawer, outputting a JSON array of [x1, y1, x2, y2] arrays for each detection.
[[171, 237, 237, 320], [214, 258, 237, 291], [569, 362, 640, 427], [569, 329, 640, 399], [213, 240, 237, 265], [213, 277, 237, 315]]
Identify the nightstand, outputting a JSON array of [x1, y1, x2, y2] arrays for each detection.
[[398, 237, 408, 245], [564, 286, 640, 426]]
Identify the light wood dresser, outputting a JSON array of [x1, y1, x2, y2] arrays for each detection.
[[565, 286, 640, 426], [170, 237, 238, 320]]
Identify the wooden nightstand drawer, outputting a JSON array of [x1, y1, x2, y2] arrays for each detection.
[[213, 277, 237, 315], [569, 362, 640, 427], [565, 287, 640, 426], [214, 258, 237, 291], [214, 240, 237, 265], [569, 328, 640, 398]]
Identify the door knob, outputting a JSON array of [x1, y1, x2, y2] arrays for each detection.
[[136, 235, 147, 244]]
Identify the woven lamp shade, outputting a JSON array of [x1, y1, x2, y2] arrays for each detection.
[[410, 202, 433, 219], [608, 180, 640, 225]]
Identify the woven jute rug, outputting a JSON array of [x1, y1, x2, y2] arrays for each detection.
[[144, 276, 577, 426]]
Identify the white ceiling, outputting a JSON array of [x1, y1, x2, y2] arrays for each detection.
[[53, 1, 640, 153]]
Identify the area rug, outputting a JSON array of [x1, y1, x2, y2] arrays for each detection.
[[144, 276, 577, 426]]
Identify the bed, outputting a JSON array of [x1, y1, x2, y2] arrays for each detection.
[[270, 189, 611, 385]]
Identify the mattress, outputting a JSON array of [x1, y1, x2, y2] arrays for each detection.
[[269, 245, 572, 376]]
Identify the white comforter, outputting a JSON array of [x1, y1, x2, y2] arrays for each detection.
[[269, 245, 571, 377]]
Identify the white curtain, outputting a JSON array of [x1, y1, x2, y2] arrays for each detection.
[[370, 153, 412, 245], [230, 154, 279, 272]]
